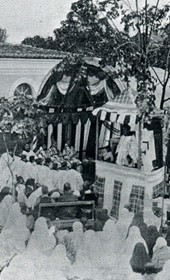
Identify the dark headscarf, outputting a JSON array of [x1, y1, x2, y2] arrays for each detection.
[[131, 212, 144, 228], [139, 222, 148, 241], [129, 212, 147, 240], [0, 187, 11, 203], [146, 225, 160, 258], [130, 242, 151, 274], [94, 209, 109, 231]]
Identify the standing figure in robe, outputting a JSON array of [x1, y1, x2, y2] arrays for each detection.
[[116, 124, 138, 167]]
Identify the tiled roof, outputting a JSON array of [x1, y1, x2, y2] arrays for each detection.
[[0, 43, 67, 59]]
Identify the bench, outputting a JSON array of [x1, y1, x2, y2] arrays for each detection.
[[38, 200, 95, 229]]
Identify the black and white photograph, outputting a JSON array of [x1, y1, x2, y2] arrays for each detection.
[[0, 0, 170, 279]]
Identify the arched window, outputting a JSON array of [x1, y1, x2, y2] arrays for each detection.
[[14, 83, 32, 97]]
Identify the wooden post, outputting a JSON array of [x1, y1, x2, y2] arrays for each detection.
[[160, 177, 166, 236], [95, 114, 99, 161], [137, 120, 142, 170]]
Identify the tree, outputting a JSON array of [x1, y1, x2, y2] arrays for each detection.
[[22, 35, 54, 49], [53, 0, 123, 65], [53, 0, 170, 114], [0, 27, 8, 43], [0, 93, 48, 197], [22, 0, 170, 113], [95, 0, 170, 115]]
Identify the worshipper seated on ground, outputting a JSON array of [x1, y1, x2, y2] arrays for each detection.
[[49, 189, 61, 202], [25, 184, 42, 215], [35, 157, 44, 166], [130, 211, 148, 241], [21, 143, 36, 162], [48, 142, 58, 155], [0, 187, 12, 203], [79, 180, 99, 206], [20, 202, 35, 232], [70, 151, 82, 166], [44, 157, 52, 169], [94, 208, 109, 231], [62, 142, 75, 160], [25, 178, 35, 198], [20, 154, 27, 163], [29, 155, 36, 165], [145, 225, 160, 258], [15, 176, 26, 202], [36, 143, 48, 159], [152, 237, 170, 272], [130, 242, 151, 275], [80, 217, 88, 232], [37, 186, 53, 204], [57, 182, 78, 220], [35, 186, 56, 221]]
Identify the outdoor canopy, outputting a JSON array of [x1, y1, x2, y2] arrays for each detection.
[[37, 55, 122, 114]]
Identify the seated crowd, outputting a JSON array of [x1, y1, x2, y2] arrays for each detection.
[[1, 188, 170, 279], [0, 143, 170, 279]]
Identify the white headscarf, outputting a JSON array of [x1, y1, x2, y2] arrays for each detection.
[[68, 221, 83, 251], [144, 207, 161, 229], [125, 226, 148, 257], [0, 195, 14, 228], [153, 237, 167, 253], [49, 244, 71, 273], [0, 202, 30, 254], [70, 230, 101, 279], [102, 219, 122, 253], [27, 217, 56, 254], [26, 187, 42, 209]]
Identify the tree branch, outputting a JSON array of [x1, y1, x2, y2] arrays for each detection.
[[163, 97, 170, 102], [150, 66, 164, 86], [147, 0, 160, 45]]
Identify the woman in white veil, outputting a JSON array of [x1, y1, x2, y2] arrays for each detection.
[[125, 226, 148, 257], [118, 226, 148, 279], [0, 195, 14, 229], [27, 217, 56, 256], [67, 221, 84, 251], [0, 202, 30, 254], [45, 244, 71, 279], [69, 229, 104, 280]]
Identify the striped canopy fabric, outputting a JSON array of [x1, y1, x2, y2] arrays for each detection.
[[92, 85, 138, 126]]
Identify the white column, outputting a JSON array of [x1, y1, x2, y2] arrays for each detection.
[[57, 123, 62, 151], [75, 119, 81, 152], [47, 124, 53, 149]]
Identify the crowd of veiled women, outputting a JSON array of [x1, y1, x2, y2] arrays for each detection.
[[0, 191, 170, 280], [1, 145, 170, 279]]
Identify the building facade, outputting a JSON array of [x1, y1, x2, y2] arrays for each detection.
[[0, 44, 65, 99]]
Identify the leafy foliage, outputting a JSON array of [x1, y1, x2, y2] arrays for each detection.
[[22, 35, 54, 49], [22, 0, 170, 118], [0, 94, 48, 140]]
